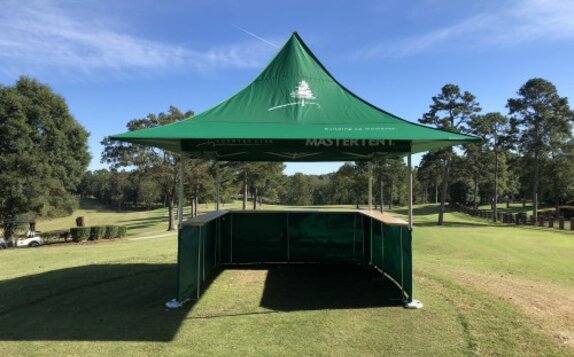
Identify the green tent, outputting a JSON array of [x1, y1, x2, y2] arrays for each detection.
[[111, 33, 480, 310], [111, 32, 479, 161]]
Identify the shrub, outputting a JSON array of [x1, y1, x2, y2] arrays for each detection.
[[70, 227, 90, 242], [75, 216, 87, 227], [117, 226, 127, 238], [104, 225, 119, 239], [41, 230, 69, 243], [89, 226, 105, 240]]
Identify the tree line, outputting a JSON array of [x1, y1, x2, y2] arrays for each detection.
[[1, 76, 573, 233], [417, 78, 574, 224]]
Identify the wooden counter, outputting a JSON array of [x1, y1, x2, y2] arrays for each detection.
[[182, 208, 407, 227]]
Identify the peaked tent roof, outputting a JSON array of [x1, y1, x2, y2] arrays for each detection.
[[111, 32, 480, 161]]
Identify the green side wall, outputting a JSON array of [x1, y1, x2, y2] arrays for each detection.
[[176, 211, 412, 304]]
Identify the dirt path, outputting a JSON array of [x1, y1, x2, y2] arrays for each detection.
[[450, 271, 574, 348]]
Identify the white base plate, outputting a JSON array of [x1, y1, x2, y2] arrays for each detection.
[[165, 299, 183, 309], [404, 299, 423, 309]]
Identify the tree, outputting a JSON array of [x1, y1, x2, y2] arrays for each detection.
[[185, 159, 214, 217], [101, 106, 193, 230], [107, 170, 130, 209], [449, 180, 470, 205], [228, 162, 284, 210], [417, 152, 443, 204], [544, 141, 574, 212], [351, 162, 369, 209], [325, 164, 355, 205], [376, 160, 385, 212], [0, 76, 90, 239], [282, 173, 313, 206], [419, 84, 481, 225], [469, 112, 510, 221], [507, 78, 573, 220], [378, 158, 408, 209], [136, 175, 162, 209]]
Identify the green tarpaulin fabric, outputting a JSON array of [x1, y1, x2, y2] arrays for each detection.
[[178, 211, 414, 303], [111, 32, 480, 161]]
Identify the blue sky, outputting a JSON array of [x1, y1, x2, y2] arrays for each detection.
[[1, 0, 573, 175]]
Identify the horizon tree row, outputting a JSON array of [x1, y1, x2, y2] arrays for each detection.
[[2, 76, 573, 232]]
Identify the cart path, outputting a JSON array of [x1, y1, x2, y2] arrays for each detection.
[[127, 232, 177, 240]]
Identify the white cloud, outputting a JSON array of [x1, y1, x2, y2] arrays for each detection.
[[0, 0, 275, 78], [356, 0, 574, 59]]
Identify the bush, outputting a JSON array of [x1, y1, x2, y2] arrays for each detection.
[[89, 226, 105, 240], [117, 226, 127, 238], [40, 230, 69, 243], [104, 225, 119, 239], [70, 227, 90, 242], [69, 225, 126, 242]]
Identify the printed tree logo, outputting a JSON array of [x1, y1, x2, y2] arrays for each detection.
[[268, 80, 320, 111], [290, 80, 315, 106]]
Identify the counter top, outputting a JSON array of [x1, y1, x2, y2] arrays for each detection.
[[182, 208, 408, 227]]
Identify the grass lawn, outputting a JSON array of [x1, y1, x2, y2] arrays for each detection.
[[0, 203, 572, 356], [476, 202, 559, 215]]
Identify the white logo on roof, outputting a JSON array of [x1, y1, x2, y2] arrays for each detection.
[[268, 80, 320, 111]]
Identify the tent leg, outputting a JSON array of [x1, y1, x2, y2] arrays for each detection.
[[368, 162, 373, 212], [166, 156, 185, 309], [178, 156, 185, 228], [408, 153, 413, 230], [216, 161, 220, 212], [404, 152, 423, 309]]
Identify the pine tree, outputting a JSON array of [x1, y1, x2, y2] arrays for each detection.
[[469, 112, 510, 222], [419, 84, 481, 225], [507, 78, 573, 220]]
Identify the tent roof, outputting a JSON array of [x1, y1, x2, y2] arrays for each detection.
[[111, 32, 480, 161]]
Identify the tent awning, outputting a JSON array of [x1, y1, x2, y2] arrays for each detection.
[[111, 32, 480, 161]]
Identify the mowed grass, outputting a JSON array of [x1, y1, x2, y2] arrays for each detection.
[[0, 204, 573, 356], [36, 199, 373, 239]]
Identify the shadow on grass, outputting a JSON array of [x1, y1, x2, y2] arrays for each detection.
[[78, 197, 116, 212], [257, 264, 403, 311], [0, 263, 402, 341], [0, 264, 193, 342]]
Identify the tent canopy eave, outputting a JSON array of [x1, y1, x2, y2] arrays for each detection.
[[110, 32, 480, 162]]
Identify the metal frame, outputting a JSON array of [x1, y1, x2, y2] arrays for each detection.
[[178, 156, 185, 228], [168, 152, 421, 309], [408, 153, 413, 230], [216, 161, 220, 212], [368, 162, 373, 212]]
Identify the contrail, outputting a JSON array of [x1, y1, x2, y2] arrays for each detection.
[[234, 25, 279, 48]]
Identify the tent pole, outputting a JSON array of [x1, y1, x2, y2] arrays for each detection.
[[408, 153, 413, 230], [178, 155, 185, 228], [404, 152, 423, 309], [368, 162, 373, 212], [216, 161, 220, 212]]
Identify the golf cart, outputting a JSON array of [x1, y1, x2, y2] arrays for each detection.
[[3, 221, 44, 248]]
